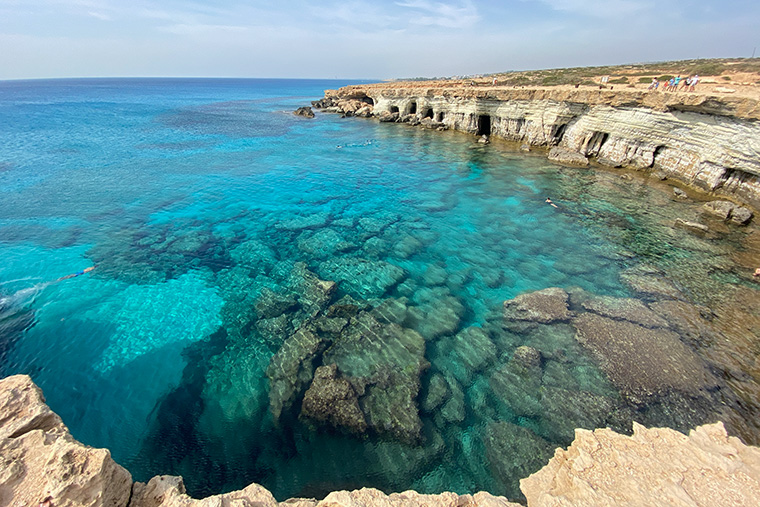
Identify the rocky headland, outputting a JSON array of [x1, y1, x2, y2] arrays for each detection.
[[311, 83, 760, 208], [3, 373, 760, 507]]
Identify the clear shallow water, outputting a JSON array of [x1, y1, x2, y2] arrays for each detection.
[[1, 79, 758, 501]]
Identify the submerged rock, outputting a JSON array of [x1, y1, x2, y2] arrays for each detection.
[[318, 257, 405, 300], [674, 218, 709, 233], [266, 328, 327, 421], [323, 311, 429, 443], [301, 364, 367, 435], [484, 422, 555, 501], [503, 287, 572, 324], [276, 212, 331, 231], [421, 373, 450, 413], [580, 294, 670, 329], [572, 313, 717, 404], [512, 345, 542, 369]]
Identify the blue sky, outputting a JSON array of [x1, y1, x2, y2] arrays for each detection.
[[1, 0, 758, 79]]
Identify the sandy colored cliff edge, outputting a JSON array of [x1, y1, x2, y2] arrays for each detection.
[[3, 374, 760, 507]]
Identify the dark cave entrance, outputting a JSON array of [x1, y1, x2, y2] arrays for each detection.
[[409, 102, 417, 115], [390, 106, 399, 114], [424, 109, 434, 119], [477, 115, 491, 136], [436, 112, 445, 122]]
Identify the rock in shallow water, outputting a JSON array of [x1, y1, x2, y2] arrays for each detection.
[[503, 287, 572, 324], [318, 257, 405, 300], [572, 313, 717, 404], [300, 364, 367, 435]]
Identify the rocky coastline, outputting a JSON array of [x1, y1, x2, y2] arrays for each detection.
[[3, 373, 760, 507], [311, 84, 760, 208]]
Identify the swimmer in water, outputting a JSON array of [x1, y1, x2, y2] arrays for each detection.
[[545, 198, 558, 208], [0, 266, 95, 315]]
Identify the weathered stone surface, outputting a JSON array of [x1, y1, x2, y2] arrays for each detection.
[[131, 475, 279, 507], [316, 488, 521, 507], [731, 205, 754, 225], [547, 147, 589, 166], [5, 375, 760, 507], [580, 295, 670, 329], [503, 287, 571, 324], [511, 345, 542, 368], [573, 313, 716, 404], [702, 200, 736, 220], [301, 364, 367, 435], [0, 375, 132, 507], [619, 265, 685, 301], [324, 83, 760, 205], [293, 107, 315, 118], [521, 422, 760, 507]]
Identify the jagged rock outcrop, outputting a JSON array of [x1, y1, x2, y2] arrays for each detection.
[[521, 422, 760, 506], [4, 375, 760, 507], [314, 85, 760, 207], [0, 375, 133, 507], [293, 107, 315, 118]]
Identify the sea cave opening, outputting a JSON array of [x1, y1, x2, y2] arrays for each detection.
[[436, 112, 445, 122], [477, 115, 491, 136], [409, 102, 417, 115], [424, 109, 434, 119], [390, 106, 399, 114]]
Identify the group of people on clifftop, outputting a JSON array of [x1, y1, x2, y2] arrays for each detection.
[[648, 74, 699, 92]]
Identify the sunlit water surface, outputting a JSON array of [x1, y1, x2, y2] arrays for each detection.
[[1, 79, 759, 501]]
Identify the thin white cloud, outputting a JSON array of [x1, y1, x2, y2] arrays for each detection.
[[87, 10, 111, 20], [396, 0, 480, 28], [527, 0, 652, 18], [158, 23, 248, 35]]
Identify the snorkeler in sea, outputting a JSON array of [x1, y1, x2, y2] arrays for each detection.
[[0, 266, 96, 316]]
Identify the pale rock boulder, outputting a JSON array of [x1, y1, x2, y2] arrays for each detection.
[[521, 422, 760, 507], [315, 488, 520, 507], [0, 374, 132, 507], [130, 476, 279, 507]]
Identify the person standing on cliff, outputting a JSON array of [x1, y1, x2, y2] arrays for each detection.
[[689, 75, 699, 92]]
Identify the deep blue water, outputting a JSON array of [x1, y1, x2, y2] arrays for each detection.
[[0, 78, 753, 500]]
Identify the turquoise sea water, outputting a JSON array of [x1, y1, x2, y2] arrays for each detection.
[[1, 79, 756, 500]]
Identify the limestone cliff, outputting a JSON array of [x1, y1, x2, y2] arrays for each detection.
[[316, 85, 760, 207], [3, 374, 760, 507]]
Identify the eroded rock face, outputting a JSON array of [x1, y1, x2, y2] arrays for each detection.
[[0, 375, 133, 507], [521, 422, 760, 507], [131, 475, 279, 507], [4, 375, 760, 507], [547, 147, 589, 166]]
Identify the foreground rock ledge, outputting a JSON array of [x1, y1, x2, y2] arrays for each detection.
[[3, 374, 760, 507]]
